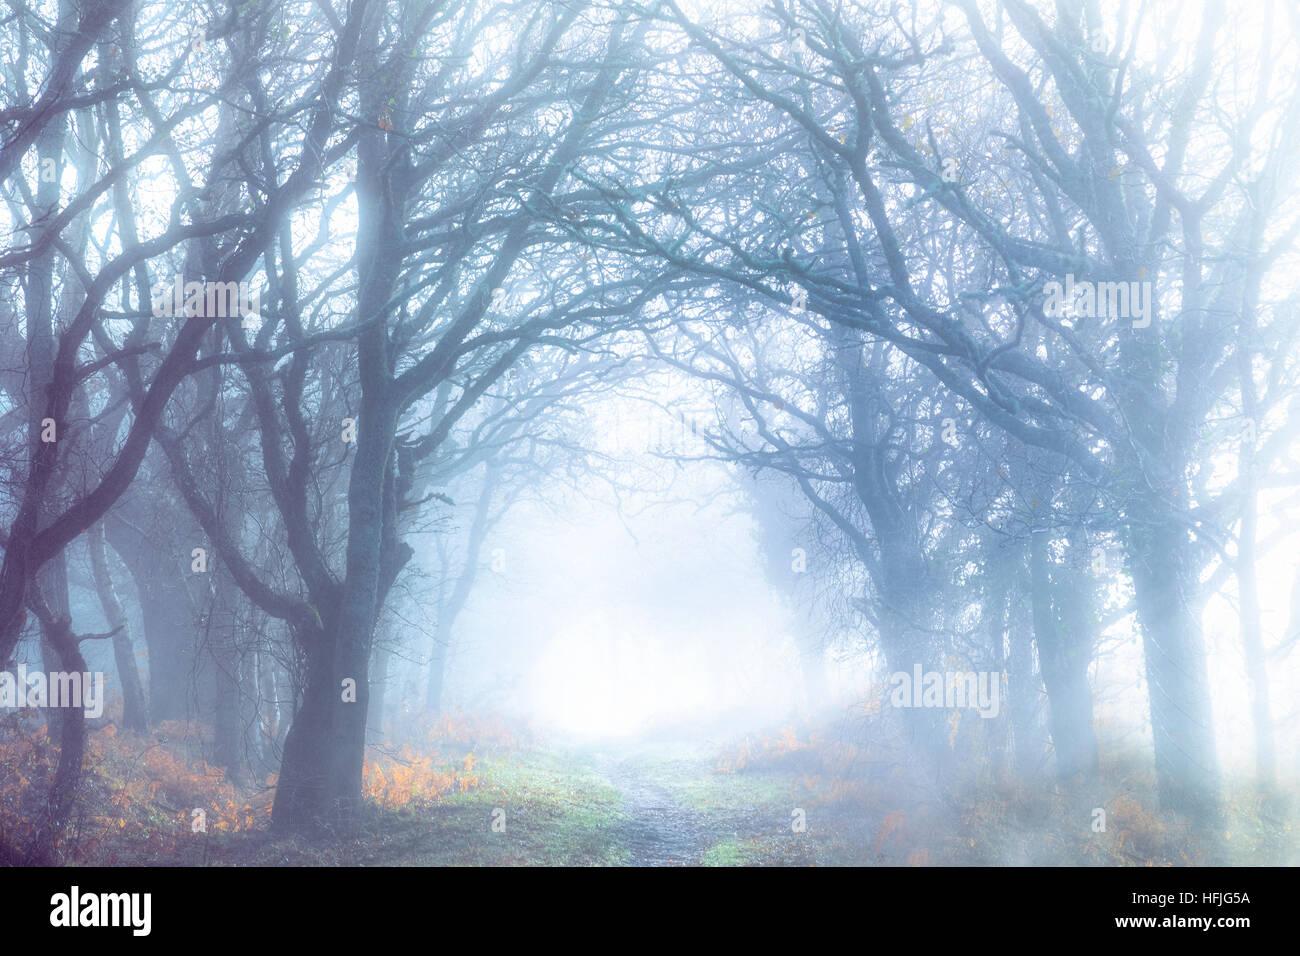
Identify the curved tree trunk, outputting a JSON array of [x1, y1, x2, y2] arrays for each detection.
[[29, 616, 87, 864], [272, 614, 373, 835], [87, 522, 147, 731]]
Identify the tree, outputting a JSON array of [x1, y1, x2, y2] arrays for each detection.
[[592, 0, 1300, 829]]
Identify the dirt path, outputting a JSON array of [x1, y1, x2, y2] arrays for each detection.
[[597, 754, 717, 866]]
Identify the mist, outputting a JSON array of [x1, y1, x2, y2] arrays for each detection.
[[0, 0, 1297, 877]]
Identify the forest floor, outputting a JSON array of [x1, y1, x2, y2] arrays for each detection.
[[227, 739, 1299, 867], [593, 748, 718, 865], [64, 733, 859, 865], [224, 742, 832, 866], [7, 712, 1296, 865]]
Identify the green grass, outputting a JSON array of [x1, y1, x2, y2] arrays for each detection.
[[700, 838, 753, 866], [606, 751, 796, 814], [672, 768, 795, 815], [210, 747, 630, 866], [406, 749, 629, 866]]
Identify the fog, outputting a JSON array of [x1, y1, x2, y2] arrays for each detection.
[[1, 0, 1297, 872]]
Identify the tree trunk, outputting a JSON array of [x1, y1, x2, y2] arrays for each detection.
[[1028, 530, 1099, 781], [875, 541, 950, 782], [271, 617, 371, 835], [368, 637, 390, 742], [1236, 470, 1274, 794], [982, 534, 1015, 773], [272, 632, 339, 832], [210, 622, 244, 784], [255, 645, 287, 772], [426, 620, 448, 714], [271, 424, 403, 833], [87, 522, 147, 731], [423, 462, 500, 713], [106, 516, 197, 724], [1007, 585, 1043, 777], [1127, 513, 1221, 828], [36, 558, 70, 738], [29, 617, 87, 864]]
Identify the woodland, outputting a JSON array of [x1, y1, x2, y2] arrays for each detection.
[[0, 0, 1296, 867]]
